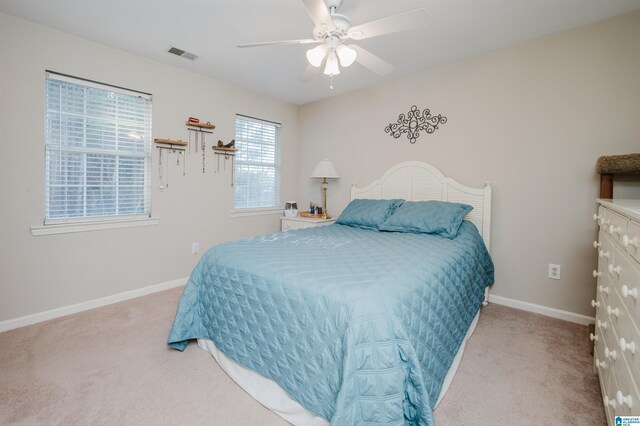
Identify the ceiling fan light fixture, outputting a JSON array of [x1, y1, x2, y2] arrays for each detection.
[[306, 44, 328, 67], [323, 51, 341, 76], [336, 44, 357, 67]]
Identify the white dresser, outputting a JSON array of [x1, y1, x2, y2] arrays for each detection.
[[593, 199, 640, 423]]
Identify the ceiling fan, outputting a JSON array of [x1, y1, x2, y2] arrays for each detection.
[[238, 0, 428, 80]]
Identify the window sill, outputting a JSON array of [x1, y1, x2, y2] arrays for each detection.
[[31, 216, 160, 236], [229, 208, 282, 218]]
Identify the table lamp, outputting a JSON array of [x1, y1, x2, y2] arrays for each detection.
[[310, 159, 340, 219]]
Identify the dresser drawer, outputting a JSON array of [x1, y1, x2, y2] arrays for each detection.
[[606, 209, 629, 245], [617, 247, 640, 325], [598, 230, 616, 280], [281, 217, 336, 232], [600, 372, 617, 426], [609, 354, 640, 416], [626, 219, 640, 263], [611, 287, 640, 390], [596, 273, 615, 308], [597, 205, 611, 229], [595, 316, 613, 383], [282, 220, 304, 231]]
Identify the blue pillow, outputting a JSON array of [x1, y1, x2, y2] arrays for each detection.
[[379, 200, 473, 238], [336, 199, 404, 230]]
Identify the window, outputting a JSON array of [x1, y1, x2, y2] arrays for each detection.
[[44, 72, 152, 223], [234, 115, 281, 209]]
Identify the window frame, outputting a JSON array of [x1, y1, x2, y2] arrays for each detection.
[[41, 71, 153, 230], [231, 114, 282, 214]]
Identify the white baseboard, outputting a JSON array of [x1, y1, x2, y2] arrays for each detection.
[[0, 277, 188, 333], [488, 294, 595, 325], [0, 281, 593, 333]]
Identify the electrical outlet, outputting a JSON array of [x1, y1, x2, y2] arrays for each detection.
[[548, 263, 561, 280], [192, 242, 200, 254]]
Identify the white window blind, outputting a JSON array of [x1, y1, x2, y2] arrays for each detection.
[[234, 115, 281, 209], [44, 72, 152, 222]]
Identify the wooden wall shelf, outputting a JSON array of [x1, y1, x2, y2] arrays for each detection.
[[154, 138, 187, 146], [186, 121, 215, 129]]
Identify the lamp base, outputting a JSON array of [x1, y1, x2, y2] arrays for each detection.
[[321, 178, 329, 221]]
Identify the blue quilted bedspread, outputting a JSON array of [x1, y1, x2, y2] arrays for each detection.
[[168, 222, 494, 425]]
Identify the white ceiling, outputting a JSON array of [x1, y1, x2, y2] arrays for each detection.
[[1, 0, 640, 105]]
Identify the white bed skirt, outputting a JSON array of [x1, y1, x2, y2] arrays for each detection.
[[197, 310, 481, 425]]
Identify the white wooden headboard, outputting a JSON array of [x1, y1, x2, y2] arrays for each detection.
[[350, 161, 492, 251]]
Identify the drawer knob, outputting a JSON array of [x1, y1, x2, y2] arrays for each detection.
[[593, 214, 606, 226], [623, 235, 639, 249], [593, 270, 602, 278], [590, 333, 599, 342], [608, 264, 621, 275], [593, 240, 602, 249], [599, 249, 610, 259], [591, 300, 600, 308], [616, 390, 633, 408], [607, 305, 620, 318], [620, 338, 636, 354], [605, 347, 618, 360], [609, 224, 623, 235], [622, 285, 639, 300], [595, 358, 608, 369], [598, 284, 610, 295], [597, 319, 609, 330], [604, 395, 617, 408]]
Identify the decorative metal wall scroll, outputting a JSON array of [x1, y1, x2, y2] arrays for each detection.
[[384, 105, 447, 144]]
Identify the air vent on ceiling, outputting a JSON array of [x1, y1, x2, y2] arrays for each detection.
[[167, 46, 198, 61]]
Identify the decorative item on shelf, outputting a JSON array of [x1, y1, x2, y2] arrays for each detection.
[[384, 105, 447, 144], [284, 201, 298, 218], [216, 139, 236, 149], [310, 160, 340, 220], [154, 138, 187, 190], [212, 139, 237, 186], [186, 119, 216, 173]]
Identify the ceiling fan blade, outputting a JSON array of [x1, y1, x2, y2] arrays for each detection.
[[348, 8, 428, 41], [238, 39, 319, 48], [352, 45, 394, 76], [301, 63, 319, 82], [300, 0, 335, 32]]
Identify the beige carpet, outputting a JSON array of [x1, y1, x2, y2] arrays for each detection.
[[0, 288, 605, 425]]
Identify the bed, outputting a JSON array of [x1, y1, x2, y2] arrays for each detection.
[[168, 161, 494, 426]]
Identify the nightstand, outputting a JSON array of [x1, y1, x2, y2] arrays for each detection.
[[280, 216, 336, 232]]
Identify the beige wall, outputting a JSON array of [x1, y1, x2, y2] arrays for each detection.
[[298, 12, 640, 317], [0, 14, 298, 322], [2, 11, 639, 324]]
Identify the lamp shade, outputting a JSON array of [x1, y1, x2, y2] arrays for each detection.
[[306, 45, 328, 68], [336, 44, 357, 67], [323, 51, 341, 76], [310, 160, 340, 179]]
